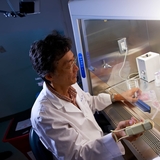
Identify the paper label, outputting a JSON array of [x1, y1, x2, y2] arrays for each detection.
[[15, 119, 31, 131]]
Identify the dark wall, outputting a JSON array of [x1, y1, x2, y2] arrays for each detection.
[[0, 0, 75, 119]]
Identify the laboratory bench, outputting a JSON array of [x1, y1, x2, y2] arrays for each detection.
[[93, 77, 160, 160]]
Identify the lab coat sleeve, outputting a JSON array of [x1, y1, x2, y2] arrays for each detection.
[[73, 83, 112, 113], [35, 109, 123, 160]]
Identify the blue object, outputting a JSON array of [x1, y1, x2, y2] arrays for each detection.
[[135, 99, 151, 113], [78, 53, 86, 78]]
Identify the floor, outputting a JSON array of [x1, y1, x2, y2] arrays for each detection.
[[0, 120, 28, 160]]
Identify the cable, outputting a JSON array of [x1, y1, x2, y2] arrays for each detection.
[[0, 0, 26, 17], [118, 48, 140, 81], [111, 128, 129, 142], [6, 0, 17, 16], [118, 48, 128, 80], [128, 72, 139, 79]]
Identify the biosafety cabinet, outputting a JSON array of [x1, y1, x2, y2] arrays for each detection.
[[69, 0, 160, 159]]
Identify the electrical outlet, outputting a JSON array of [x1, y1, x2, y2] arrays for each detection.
[[118, 38, 127, 54]]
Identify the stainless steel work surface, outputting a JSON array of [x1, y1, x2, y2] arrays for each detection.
[[103, 102, 159, 160], [102, 78, 160, 160], [105, 78, 160, 131]]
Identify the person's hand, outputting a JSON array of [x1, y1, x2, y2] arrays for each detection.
[[121, 87, 141, 103], [112, 117, 143, 142]]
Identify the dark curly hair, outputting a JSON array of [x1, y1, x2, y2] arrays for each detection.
[[29, 31, 72, 79]]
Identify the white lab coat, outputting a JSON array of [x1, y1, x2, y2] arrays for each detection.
[[31, 82, 124, 160]]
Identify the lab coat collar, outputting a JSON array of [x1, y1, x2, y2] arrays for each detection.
[[61, 100, 82, 113], [42, 82, 82, 113], [42, 82, 63, 109]]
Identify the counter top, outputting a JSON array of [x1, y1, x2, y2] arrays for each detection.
[[94, 78, 160, 160], [105, 78, 160, 132]]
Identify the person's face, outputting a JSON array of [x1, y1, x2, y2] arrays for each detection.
[[49, 50, 79, 87]]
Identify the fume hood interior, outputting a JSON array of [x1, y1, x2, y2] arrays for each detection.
[[77, 18, 160, 160], [69, 0, 160, 159]]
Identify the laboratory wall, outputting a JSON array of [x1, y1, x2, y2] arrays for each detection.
[[0, 0, 75, 119]]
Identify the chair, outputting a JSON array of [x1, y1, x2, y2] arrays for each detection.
[[29, 128, 56, 160]]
